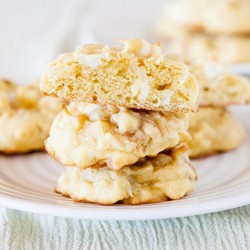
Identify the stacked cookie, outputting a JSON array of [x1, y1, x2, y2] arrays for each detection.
[[40, 39, 199, 205], [187, 63, 250, 158], [156, 0, 250, 63]]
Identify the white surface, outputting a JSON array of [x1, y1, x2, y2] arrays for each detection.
[[201, 63, 250, 77], [0, 0, 248, 85], [0, 0, 165, 84], [0, 107, 249, 221]]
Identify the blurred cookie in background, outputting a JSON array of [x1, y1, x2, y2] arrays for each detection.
[[186, 64, 250, 158], [188, 107, 245, 158], [188, 63, 250, 106], [0, 80, 61, 154], [155, 0, 250, 63]]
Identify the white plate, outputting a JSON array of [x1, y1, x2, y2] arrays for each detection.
[[202, 63, 250, 76], [0, 107, 249, 221], [229, 63, 250, 76]]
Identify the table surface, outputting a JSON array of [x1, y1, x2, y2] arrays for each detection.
[[0, 205, 249, 249]]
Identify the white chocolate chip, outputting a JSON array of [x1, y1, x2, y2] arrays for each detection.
[[111, 111, 141, 133], [122, 39, 160, 57], [131, 68, 149, 99], [67, 103, 101, 116], [80, 103, 101, 115], [102, 45, 111, 61], [138, 41, 151, 57], [79, 54, 102, 69]]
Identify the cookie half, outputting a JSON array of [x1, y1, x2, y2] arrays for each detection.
[[40, 39, 198, 112]]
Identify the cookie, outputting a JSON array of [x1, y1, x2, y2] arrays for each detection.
[[40, 39, 198, 112], [180, 34, 250, 63], [155, 0, 203, 38], [0, 80, 61, 153], [187, 107, 245, 158], [55, 146, 197, 205], [46, 102, 190, 170], [156, 0, 250, 63], [200, 0, 250, 35], [156, 0, 250, 36], [189, 63, 250, 106]]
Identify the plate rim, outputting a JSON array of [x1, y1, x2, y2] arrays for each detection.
[[0, 192, 249, 221]]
